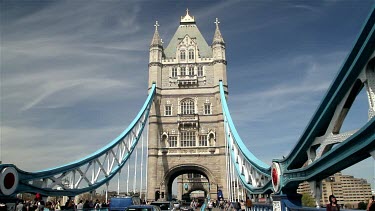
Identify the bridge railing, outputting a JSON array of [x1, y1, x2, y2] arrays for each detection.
[[219, 81, 272, 196], [253, 203, 272, 211]]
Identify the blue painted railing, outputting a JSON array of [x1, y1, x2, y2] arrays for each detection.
[[219, 81, 272, 194]]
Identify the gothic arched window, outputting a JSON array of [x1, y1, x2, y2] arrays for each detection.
[[180, 50, 186, 60], [180, 66, 186, 76], [199, 135, 207, 146], [189, 49, 194, 60], [169, 136, 177, 147], [181, 98, 195, 115], [188, 66, 194, 75], [171, 67, 178, 77], [197, 66, 203, 76], [204, 103, 211, 115], [181, 131, 196, 147]]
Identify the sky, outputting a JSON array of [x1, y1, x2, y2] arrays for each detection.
[[1, 0, 374, 194]]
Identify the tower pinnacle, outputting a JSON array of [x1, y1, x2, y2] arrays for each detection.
[[180, 8, 195, 24], [154, 21, 159, 31], [212, 17, 225, 45], [215, 18, 220, 27], [151, 20, 162, 46]]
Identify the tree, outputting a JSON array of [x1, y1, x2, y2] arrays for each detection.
[[301, 193, 316, 207], [358, 202, 367, 210]]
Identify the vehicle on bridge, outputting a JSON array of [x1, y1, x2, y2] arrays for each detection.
[[195, 197, 205, 208], [179, 202, 194, 211], [172, 201, 180, 210], [125, 205, 161, 211], [150, 201, 174, 211], [109, 196, 141, 211]]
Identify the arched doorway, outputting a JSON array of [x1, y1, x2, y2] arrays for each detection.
[[162, 164, 219, 201]]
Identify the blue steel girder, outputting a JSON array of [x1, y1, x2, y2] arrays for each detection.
[[219, 81, 273, 194], [274, 117, 374, 192], [0, 84, 156, 197], [272, 7, 375, 194]]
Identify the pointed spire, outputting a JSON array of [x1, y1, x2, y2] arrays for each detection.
[[213, 18, 225, 45], [151, 21, 163, 47]]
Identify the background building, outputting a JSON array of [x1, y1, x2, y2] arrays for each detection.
[[298, 172, 372, 208]]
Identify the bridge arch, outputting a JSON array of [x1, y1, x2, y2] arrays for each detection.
[[163, 164, 219, 201]]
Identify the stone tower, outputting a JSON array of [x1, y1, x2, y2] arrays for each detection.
[[147, 9, 228, 202]]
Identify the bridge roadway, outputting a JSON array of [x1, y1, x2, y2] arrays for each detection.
[[203, 207, 365, 211], [198, 205, 366, 211]]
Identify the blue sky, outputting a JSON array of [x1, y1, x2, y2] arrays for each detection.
[[1, 0, 374, 192]]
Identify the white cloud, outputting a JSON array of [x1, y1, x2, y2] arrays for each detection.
[[20, 78, 127, 111], [0, 125, 125, 171]]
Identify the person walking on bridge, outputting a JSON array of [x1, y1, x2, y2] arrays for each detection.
[[240, 200, 245, 211], [245, 197, 252, 211], [367, 196, 375, 211], [326, 195, 339, 211], [76, 200, 84, 210], [16, 201, 23, 211], [208, 200, 213, 211]]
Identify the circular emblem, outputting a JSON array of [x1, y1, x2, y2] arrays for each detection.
[[271, 162, 281, 193], [0, 167, 19, 195]]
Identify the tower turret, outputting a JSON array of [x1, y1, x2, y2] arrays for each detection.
[[212, 18, 225, 60], [149, 21, 163, 88], [212, 18, 227, 85], [150, 21, 163, 63]]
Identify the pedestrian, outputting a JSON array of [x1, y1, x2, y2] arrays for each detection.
[[245, 197, 252, 211], [37, 200, 45, 211], [30, 198, 38, 211], [326, 195, 339, 211], [240, 200, 245, 211], [219, 199, 224, 210], [367, 196, 375, 211], [208, 200, 213, 211], [233, 199, 241, 211], [66, 199, 75, 210], [55, 200, 61, 211], [225, 201, 232, 211], [83, 200, 90, 209], [76, 200, 84, 210], [16, 201, 24, 211], [94, 200, 101, 210], [190, 200, 194, 209]]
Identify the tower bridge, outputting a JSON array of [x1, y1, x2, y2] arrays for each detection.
[[147, 9, 228, 202], [1, 7, 375, 211]]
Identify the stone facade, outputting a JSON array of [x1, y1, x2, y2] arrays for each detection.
[[146, 10, 229, 202]]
